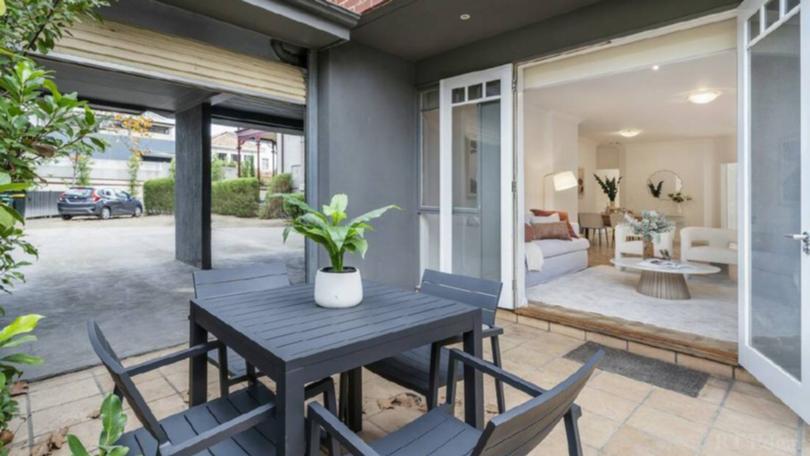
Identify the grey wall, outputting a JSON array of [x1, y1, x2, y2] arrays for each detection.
[[415, 0, 739, 85], [175, 104, 212, 269], [317, 43, 419, 288]]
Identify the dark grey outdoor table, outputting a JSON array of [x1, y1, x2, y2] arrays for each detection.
[[188, 281, 484, 456]]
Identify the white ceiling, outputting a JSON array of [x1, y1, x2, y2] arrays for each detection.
[[524, 51, 737, 144]]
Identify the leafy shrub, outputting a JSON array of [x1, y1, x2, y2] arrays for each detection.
[[211, 158, 227, 182], [212, 178, 259, 217], [259, 174, 297, 219], [259, 191, 304, 220], [143, 178, 174, 214], [67, 394, 129, 456], [269, 173, 293, 194]]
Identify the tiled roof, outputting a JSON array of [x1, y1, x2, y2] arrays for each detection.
[[327, 0, 387, 14]]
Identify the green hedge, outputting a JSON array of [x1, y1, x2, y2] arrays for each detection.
[[259, 191, 304, 220], [143, 177, 174, 214], [212, 177, 259, 217]]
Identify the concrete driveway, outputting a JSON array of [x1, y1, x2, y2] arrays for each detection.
[[4, 215, 304, 380]]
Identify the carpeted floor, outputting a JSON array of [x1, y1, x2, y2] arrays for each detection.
[[526, 265, 737, 342]]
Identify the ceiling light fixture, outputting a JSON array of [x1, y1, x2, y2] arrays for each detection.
[[688, 89, 721, 105], [651, 65, 660, 71], [460, 13, 471, 20], [618, 129, 641, 138]]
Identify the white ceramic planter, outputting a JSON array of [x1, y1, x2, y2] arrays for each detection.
[[314, 267, 363, 308]]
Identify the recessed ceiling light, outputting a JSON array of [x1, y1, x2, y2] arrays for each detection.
[[688, 89, 721, 104], [618, 129, 641, 138], [651, 65, 660, 71], [460, 13, 471, 20]]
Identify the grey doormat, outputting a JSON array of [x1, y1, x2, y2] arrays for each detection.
[[564, 342, 709, 397]]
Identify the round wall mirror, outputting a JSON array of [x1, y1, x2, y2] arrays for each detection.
[[646, 170, 683, 199]]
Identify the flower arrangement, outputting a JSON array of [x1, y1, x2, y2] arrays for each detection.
[[624, 211, 674, 242], [668, 191, 692, 204]]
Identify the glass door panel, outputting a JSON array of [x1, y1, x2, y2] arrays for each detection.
[[750, 13, 802, 380], [419, 90, 440, 274], [451, 101, 501, 281]]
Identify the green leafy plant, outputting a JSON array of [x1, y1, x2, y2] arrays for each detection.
[[0, 174, 36, 294], [67, 394, 129, 456], [211, 178, 259, 217], [624, 210, 674, 242], [593, 174, 622, 202], [647, 180, 663, 198], [0, 313, 43, 453], [75, 153, 93, 186], [211, 158, 227, 182], [142, 177, 174, 215], [280, 194, 399, 272]]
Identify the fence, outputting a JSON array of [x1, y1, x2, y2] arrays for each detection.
[[23, 191, 61, 219]]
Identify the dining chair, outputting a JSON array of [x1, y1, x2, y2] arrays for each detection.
[[350, 269, 506, 415], [608, 212, 625, 246], [578, 213, 608, 245], [309, 348, 604, 456], [87, 320, 340, 456], [192, 262, 290, 392]]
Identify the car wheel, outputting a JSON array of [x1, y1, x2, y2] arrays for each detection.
[[133, 206, 143, 217], [61, 215, 72, 221], [99, 207, 112, 220]]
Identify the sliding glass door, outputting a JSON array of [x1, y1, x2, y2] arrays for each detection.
[[738, 0, 810, 421]]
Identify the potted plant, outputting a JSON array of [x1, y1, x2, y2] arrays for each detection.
[[625, 211, 674, 259], [281, 194, 399, 308], [594, 174, 622, 211]]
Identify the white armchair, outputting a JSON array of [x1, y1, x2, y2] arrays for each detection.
[[614, 224, 674, 265], [681, 227, 737, 265]]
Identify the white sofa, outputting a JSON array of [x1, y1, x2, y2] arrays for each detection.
[[681, 227, 737, 265], [614, 223, 674, 263], [525, 222, 590, 287]]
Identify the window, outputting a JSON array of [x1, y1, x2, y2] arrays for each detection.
[[261, 158, 270, 170], [217, 153, 227, 161]]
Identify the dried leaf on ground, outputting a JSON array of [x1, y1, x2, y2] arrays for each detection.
[[10, 381, 28, 396], [31, 427, 68, 456], [377, 392, 427, 412]]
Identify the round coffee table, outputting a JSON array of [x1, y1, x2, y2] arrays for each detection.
[[610, 257, 720, 300]]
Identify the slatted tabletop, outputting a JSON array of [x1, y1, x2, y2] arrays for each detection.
[[188, 281, 483, 456]]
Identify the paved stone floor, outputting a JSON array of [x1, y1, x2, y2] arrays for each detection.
[[5, 215, 304, 379], [7, 316, 808, 456]]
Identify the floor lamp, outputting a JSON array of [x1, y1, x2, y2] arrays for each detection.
[[542, 170, 578, 209]]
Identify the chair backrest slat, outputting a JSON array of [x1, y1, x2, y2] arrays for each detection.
[[420, 270, 502, 327], [87, 321, 169, 443], [193, 263, 290, 299], [472, 351, 603, 456]]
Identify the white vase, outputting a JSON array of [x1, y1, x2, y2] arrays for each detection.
[[314, 267, 363, 308]]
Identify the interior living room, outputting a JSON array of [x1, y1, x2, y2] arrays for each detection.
[[519, 21, 739, 351]]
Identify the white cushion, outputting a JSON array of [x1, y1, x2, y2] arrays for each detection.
[[684, 246, 737, 265], [530, 213, 560, 224]]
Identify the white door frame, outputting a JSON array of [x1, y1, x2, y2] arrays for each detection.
[[439, 64, 515, 308], [737, 0, 810, 421]]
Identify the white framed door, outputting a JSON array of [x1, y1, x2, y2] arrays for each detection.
[[436, 64, 515, 308], [738, 0, 810, 421]]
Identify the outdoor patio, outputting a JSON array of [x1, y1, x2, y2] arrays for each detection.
[[10, 315, 805, 456]]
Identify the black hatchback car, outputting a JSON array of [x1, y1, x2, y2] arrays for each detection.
[[57, 187, 144, 220]]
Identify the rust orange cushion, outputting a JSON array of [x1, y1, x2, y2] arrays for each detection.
[[530, 209, 578, 238], [532, 222, 572, 241], [524, 223, 535, 242]]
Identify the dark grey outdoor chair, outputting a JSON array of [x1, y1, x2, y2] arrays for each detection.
[[87, 320, 340, 456], [355, 269, 506, 413], [192, 262, 290, 392], [310, 348, 603, 456]]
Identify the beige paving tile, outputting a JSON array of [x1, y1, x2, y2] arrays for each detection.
[[644, 388, 719, 425], [729, 380, 781, 404], [358, 419, 387, 442], [30, 395, 102, 438], [28, 370, 95, 393], [722, 390, 799, 429], [64, 418, 103, 451], [711, 407, 797, 454], [626, 404, 709, 450], [602, 426, 695, 456], [517, 358, 584, 390], [586, 332, 627, 350], [575, 386, 639, 423], [701, 428, 793, 456], [500, 344, 556, 371], [587, 370, 653, 403], [696, 377, 729, 405], [628, 341, 676, 363], [517, 315, 549, 330], [676, 354, 733, 379], [549, 323, 586, 341], [578, 411, 620, 449], [29, 377, 102, 412]]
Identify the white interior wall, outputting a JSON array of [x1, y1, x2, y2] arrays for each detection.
[[578, 138, 599, 213], [616, 136, 735, 228], [522, 106, 580, 216]]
